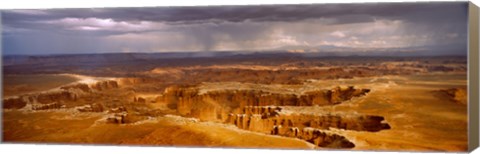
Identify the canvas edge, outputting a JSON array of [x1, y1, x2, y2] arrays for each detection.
[[468, 1, 480, 152]]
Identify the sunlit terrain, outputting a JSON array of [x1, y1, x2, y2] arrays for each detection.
[[2, 54, 468, 151]]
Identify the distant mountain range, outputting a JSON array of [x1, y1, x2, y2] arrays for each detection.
[[4, 42, 467, 57], [2, 43, 467, 66], [275, 43, 467, 56]]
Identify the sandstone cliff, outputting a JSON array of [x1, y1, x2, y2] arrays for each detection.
[[274, 127, 355, 148], [159, 85, 370, 122], [3, 80, 119, 110], [225, 110, 391, 133]]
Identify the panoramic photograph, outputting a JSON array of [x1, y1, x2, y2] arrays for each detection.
[[1, 2, 469, 152]]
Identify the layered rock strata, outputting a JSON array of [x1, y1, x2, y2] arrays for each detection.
[[3, 80, 119, 109], [159, 85, 370, 121], [157, 85, 387, 148]]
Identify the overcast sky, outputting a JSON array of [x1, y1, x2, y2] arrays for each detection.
[[1, 2, 468, 55]]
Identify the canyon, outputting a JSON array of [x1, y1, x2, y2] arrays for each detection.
[[2, 54, 468, 151]]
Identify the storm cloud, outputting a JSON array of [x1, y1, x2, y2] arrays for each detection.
[[1, 2, 468, 55]]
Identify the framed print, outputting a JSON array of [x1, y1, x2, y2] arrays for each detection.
[[1, 1, 479, 153]]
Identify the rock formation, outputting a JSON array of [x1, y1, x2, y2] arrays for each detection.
[[32, 102, 62, 110], [108, 106, 127, 113], [275, 127, 355, 148], [3, 97, 27, 109], [225, 111, 391, 133], [3, 80, 119, 109], [159, 85, 370, 122], [221, 105, 389, 148], [60, 83, 91, 93], [77, 103, 105, 112], [106, 112, 146, 124], [91, 80, 119, 91], [107, 113, 128, 124], [326, 86, 370, 104], [154, 84, 386, 148], [36, 91, 76, 104]]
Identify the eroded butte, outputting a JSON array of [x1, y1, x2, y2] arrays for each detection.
[[2, 54, 467, 151]]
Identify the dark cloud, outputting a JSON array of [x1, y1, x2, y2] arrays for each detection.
[[1, 2, 469, 55], [2, 2, 467, 26]]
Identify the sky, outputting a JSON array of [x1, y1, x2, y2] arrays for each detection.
[[1, 2, 468, 55]]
